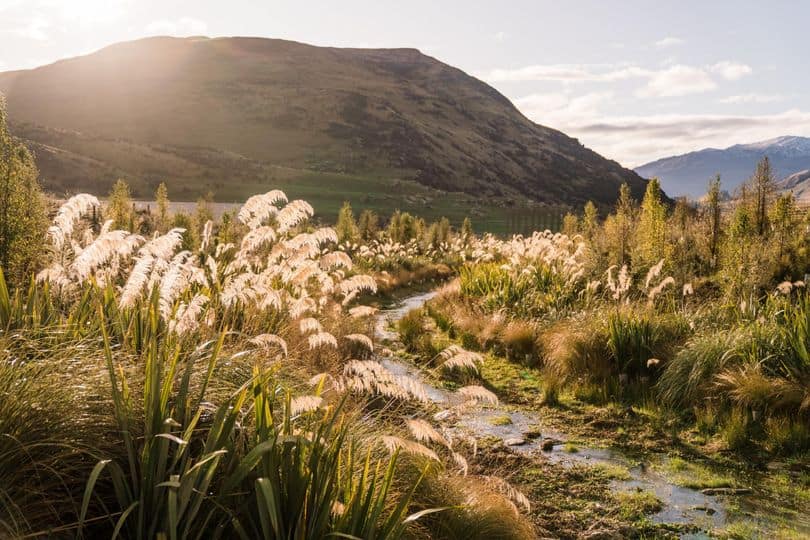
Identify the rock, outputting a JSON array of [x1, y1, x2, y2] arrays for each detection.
[[504, 437, 526, 446], [700, 488, 752, 496], [693, 505, 717, 515], [541, 439, 555, 451]]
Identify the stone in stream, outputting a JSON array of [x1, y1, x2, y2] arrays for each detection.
[[504, 437, 526, 446], [541, 439, 555, 451]]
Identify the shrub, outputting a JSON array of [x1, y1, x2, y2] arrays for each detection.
[[722, 409, 751, 452], [764, 416, 810, 455], [501, 321, 539, 364], [398, 308, 428, 353]]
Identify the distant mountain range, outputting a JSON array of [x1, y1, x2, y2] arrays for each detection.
[[0, 36, 649, 213], [635, 136, 810, 198]]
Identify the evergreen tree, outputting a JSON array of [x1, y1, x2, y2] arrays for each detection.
[[706, 175, 722, 268], [752, 156, 776, 236], [582, 201, 599, 242], [336, 202, 359, 244], [461, 217, 473, 240], [0, 99, 47, 286], [607, 183, 635, 266], [358, 209, 379, 241], [562, 212, 579, 237], [155, 182, 170, 233], [107, 179, 134, 231], [770, 192, 796, 262], [634, 178, 667, 268]]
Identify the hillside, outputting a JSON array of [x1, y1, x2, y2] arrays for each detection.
[[778, 169, 810, 202], [635, 136, 810, 198], [0, 36, 647, 220]]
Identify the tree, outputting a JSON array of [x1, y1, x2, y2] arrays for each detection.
[[0, 99, 47, 286], [562, 212, 579, 237], [706, 175, 722, 268], [634, 178, 667, 269], [606, 183, 635, 266], [461, 217, 473, 241], [582, 201, 599, 242], [107, 179, 134, 231], [358, 209, 379, 241], [752, 156, 776, 236], [155, 182, 170, 232], [336, 202, 359, 244], [770, 192, 796, 263]]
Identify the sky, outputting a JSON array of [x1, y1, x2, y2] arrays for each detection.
[[1, 0, 809, 167]]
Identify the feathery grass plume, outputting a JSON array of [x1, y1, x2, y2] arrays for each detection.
[[342, 360, 430, 403], [320, 251, 353, 271], [406, 418, 450, 448], [200, 220, 214, 251], [238, 189, 288, 228], [119, 253, 155, 308], [682, 282, 694, 296], [456, 385, 498, 405], [478, 476, 531, 513], [380, 436, 439, 461], [169, 294, 209, 336], [437, 345, 482, 374], [644, 259, 665, 290], [47, 194, 100, 251], [276, 200, 315, 233], [158, 251, 193, 319], [451, 452, 469, 475], [299, 317, 323, 334], [308, 331, 338, 350], [344, 333, 373, 352], [648, 276, 675, 302], [239, 225, 277, 254], [777, 281, 794, 295], [339, 274, 378, 297], [249, 333, 289, 357], [70, 229, 143, 283], [290, 395, 324, 415]]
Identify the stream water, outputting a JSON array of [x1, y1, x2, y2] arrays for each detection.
[[374, 289, 809, 538]]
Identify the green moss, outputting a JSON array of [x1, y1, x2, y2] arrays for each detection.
[[615, 490, 662, 521], [488, 414, 513, 426], [661, 458, 736, 490], [592, 463, 632, 481], [563, 442, 579, 453]]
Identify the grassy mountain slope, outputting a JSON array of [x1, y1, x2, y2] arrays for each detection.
[[0, 36, 648, 222]]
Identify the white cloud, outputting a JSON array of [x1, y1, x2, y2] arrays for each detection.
[[14, 15, 49, 40], [556, 110, 810, 166], [145, 17, 208, 37], [710, 61, 752, 80], [483, 63, 649, 83], [719, 93, 785, 104], [515, 91, 615, 126], [655, 36, 684, 48], [636, 64, 716, 98]]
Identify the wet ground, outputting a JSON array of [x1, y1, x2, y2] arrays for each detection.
[[374, 290, 810, 539]]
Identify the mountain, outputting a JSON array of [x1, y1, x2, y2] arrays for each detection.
[[0, 36, 648, 216], [635, 136, 810, 198], [778, 169, 810, 202]]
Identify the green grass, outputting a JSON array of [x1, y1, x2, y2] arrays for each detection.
[[661, 457, 736, 490], [614, 490, 662, 521], [488, 414, 514, 426]]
